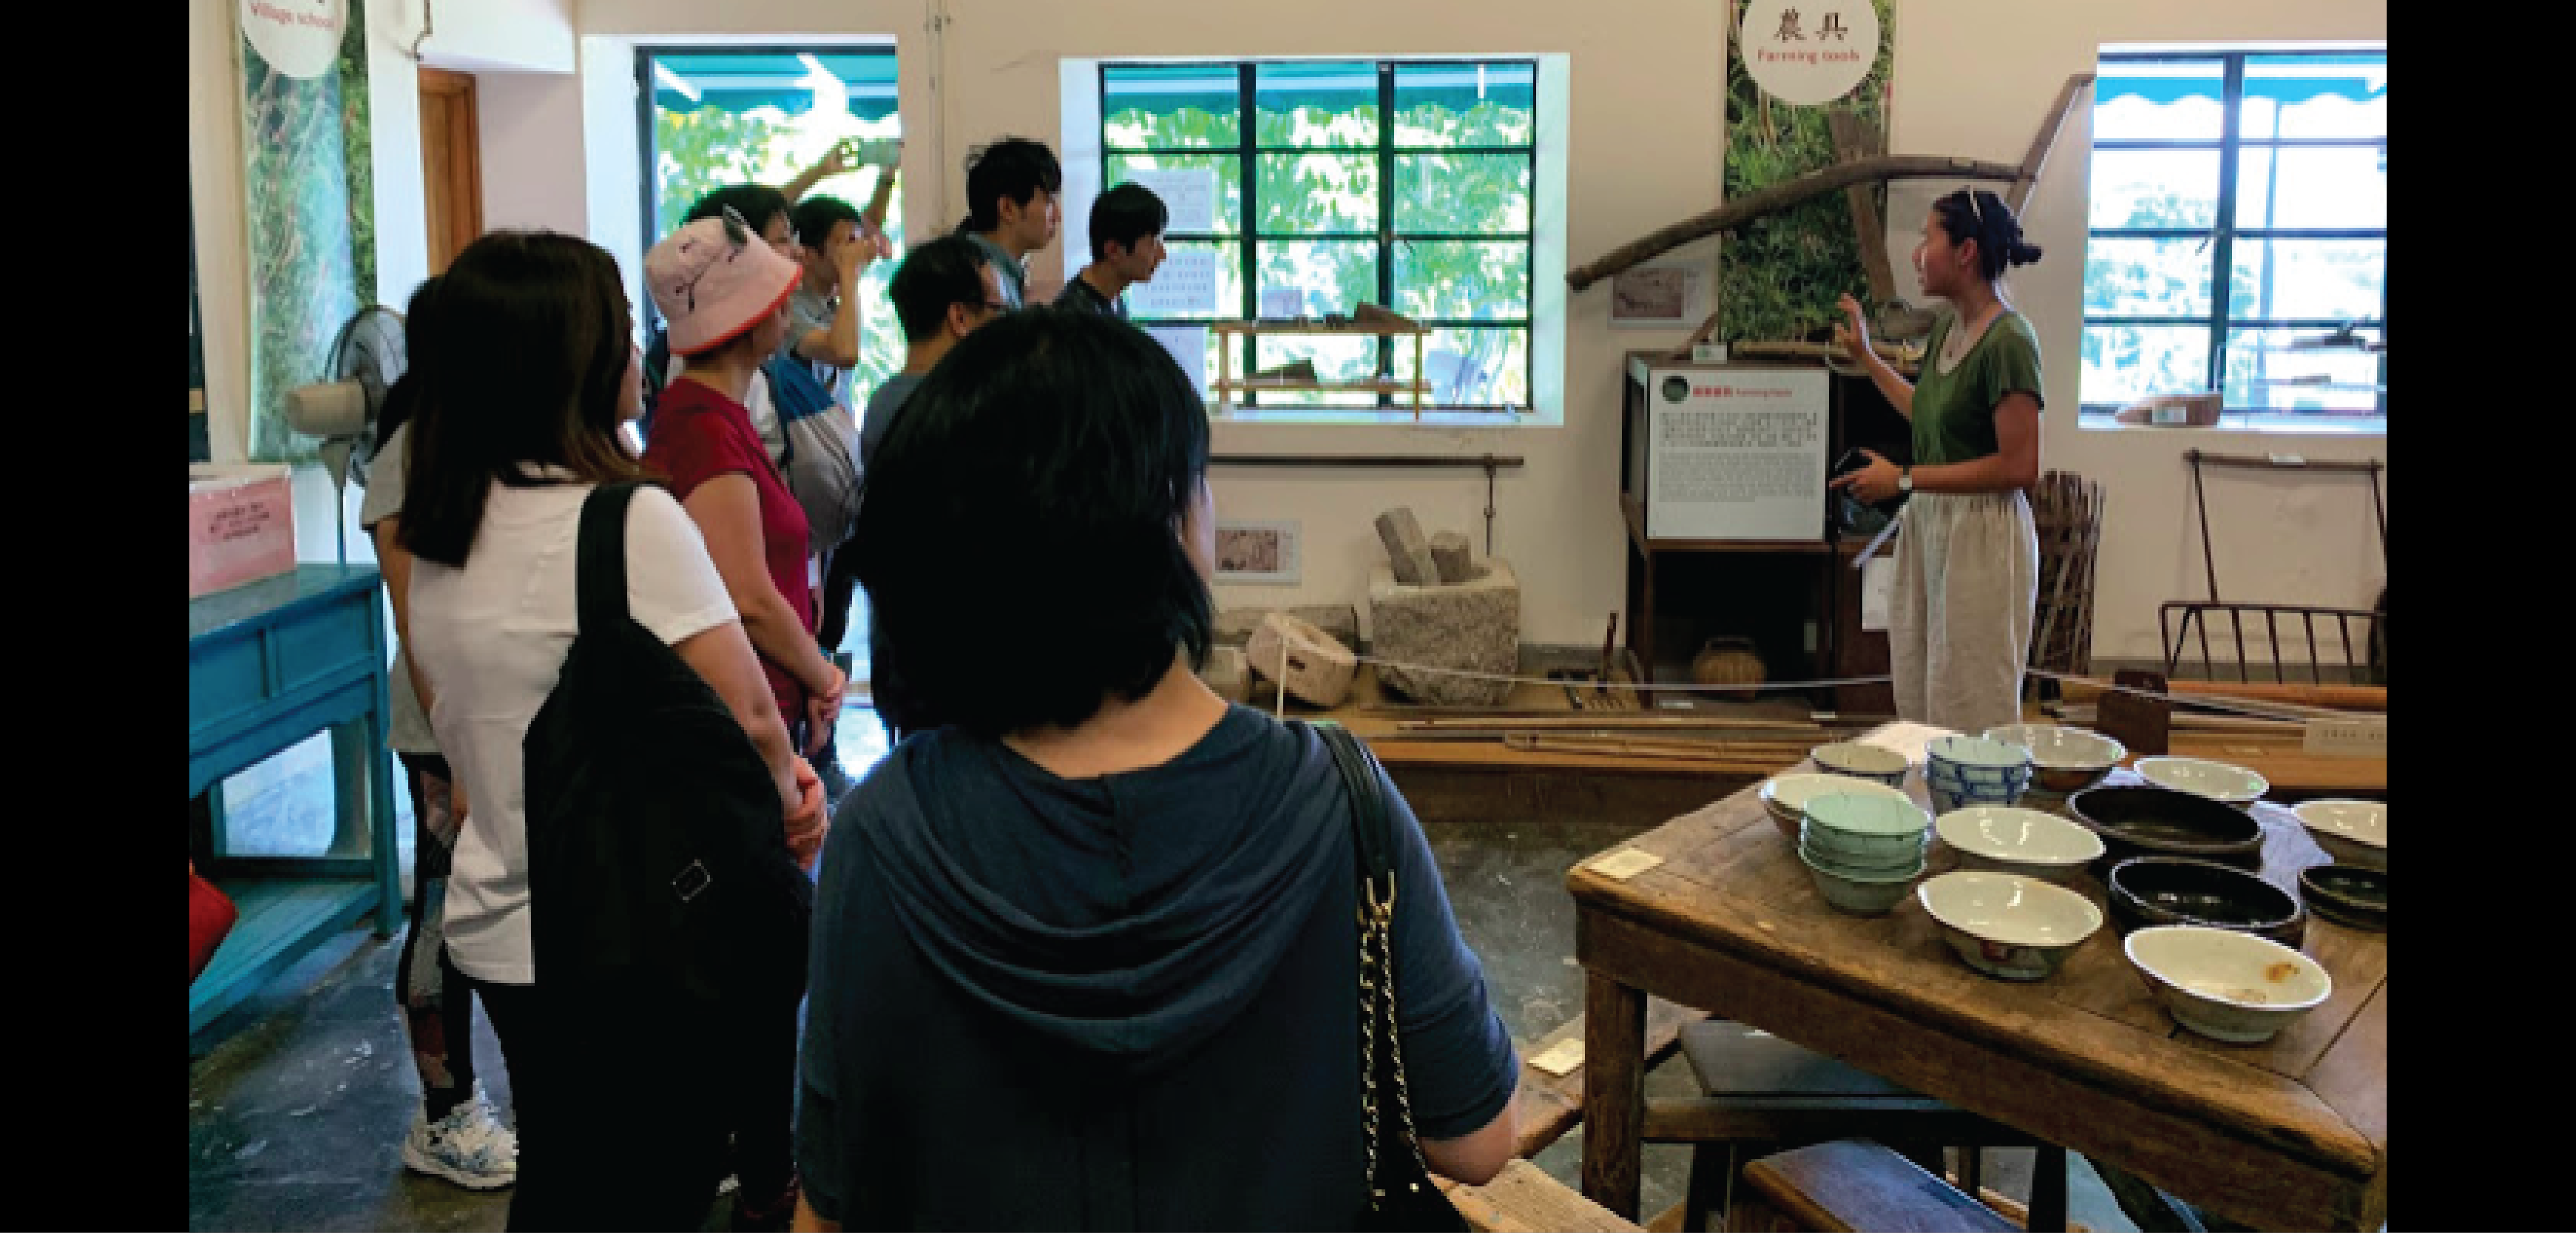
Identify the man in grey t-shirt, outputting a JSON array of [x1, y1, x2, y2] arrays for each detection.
[[949, 138, 1058, 311], [861, 237, 1008, 470]]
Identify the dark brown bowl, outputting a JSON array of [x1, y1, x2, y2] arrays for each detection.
[[2068, 785, 2265, 871], [2106, 857, 2305, 946], [2298, 865, 2387, 931]]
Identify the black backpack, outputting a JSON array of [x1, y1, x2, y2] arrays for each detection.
[[523, 482, 813, 1010]]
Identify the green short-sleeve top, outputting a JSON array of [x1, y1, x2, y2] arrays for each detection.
[[1911, 310, 2044, 467]]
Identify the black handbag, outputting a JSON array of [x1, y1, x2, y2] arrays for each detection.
[[1315, 723, 1472, 1233]]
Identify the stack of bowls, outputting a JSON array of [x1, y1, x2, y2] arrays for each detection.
[[1760, 773, 1910, 842], [1924, 735, 2035, 813], [1808, 741, 1911, 789], [1981, 724, 2126, 796], [1797, 793, 1933, 915]]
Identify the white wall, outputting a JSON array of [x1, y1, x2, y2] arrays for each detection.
[[479, 70, 592, 234]]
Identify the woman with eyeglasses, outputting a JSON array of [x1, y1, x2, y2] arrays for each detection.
[[1830, 187, 2046, 734]]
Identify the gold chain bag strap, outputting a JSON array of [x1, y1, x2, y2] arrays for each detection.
[[1315, 722, 1470, 1232]]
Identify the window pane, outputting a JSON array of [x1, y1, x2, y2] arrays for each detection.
[[1394, 241, 1529, 320], [2083, 237, 2214, 317], [2080, 325, 2213, 408], [2240, 54, 2386, 140], [1131, 240, 1245, 322], [1255, 62, 1379, 147], [2092, 59, 2225, 141], [1247, 334, 1383, 407], [1103, 64, 1240, 148], [2087, 148, 2220, 230], [2234, 146, 2385, 231], [1256, 240, 1379, 318], [2228, 239, 2384, 322], [1395, 153, 1532, 233], [1255, 152, 1379, 234], [1393, 328, 1531, 408], [1107, 152, 1242, 235], [1395, 62, 1535, 146], [2222, 328, 2383, 414]]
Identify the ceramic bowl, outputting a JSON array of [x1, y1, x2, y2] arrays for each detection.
[[1916, 871, 2105, 981], [2067, 785, 2265, 871], [1801, 793, 1935, 862], [1925, 770, 2030, 814], [1981, 723, 2126, 794], [2297, 865, 2387, 932], [1800, 831, 1932, 876], [2125, 925, 2333, 1043], [1809, 741, 1911, 788], [1798, 849, 1921, 915], [2292, 800, 2386, 871], [2105, 857, 2306, 946], [1927, 735, 2035, 787], [1762, 773, 1909, 841], [1799, 840, 1928, 881], [2134, 757, 2269, 809], [1934, 806, 2106, 884]]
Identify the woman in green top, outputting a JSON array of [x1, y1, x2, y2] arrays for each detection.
[[1830, 188, 2046, 734]]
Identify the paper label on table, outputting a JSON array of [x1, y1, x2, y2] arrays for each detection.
[[1529, 1038, 1586, 1077], [1121, 166, 1217, 234], [1143, 325, 1208, 395], [1129, 249, 1218, 317], [2302, 715, 2387, 757], [1864, 720, 1955, 766], [1589, 848, 1665, 880], [1641, 366, 1829, 541], [1860, 555, 1896, 632]]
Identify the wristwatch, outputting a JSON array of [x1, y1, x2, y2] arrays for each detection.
[[1897, 467, 1915, 494]]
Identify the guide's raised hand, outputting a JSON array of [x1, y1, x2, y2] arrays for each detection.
[[1833, 292, 1874, 366]]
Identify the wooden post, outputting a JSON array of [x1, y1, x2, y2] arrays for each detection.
[[1581, 971, 1649, 1220]]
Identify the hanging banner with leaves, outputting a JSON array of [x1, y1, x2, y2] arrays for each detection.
[[1717, 0, 1894, 345], [237, 0, 375, 464]]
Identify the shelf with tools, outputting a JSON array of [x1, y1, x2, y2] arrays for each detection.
[[1210, 319, 1433, 417]]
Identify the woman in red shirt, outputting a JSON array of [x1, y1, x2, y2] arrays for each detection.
[[642, 212, 848, 772], [638, 209, 839, 1231]]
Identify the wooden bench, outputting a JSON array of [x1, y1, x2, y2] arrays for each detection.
[[1731, 1141, 2018, 1233], [1440, 1159, 1647, 1233]]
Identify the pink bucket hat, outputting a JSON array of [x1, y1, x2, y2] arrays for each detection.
[[646, 210, 802, 357]]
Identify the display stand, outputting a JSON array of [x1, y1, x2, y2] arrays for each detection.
[[189, 565, 400, 1047], [1211, 319, 1430, 417]]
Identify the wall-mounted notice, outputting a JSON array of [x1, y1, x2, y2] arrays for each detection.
[[1145, 325, 1208, 396], [1643, 366, 1829, 541], [1130, 248, 1219, 317], [1122, 166, 1217, 234]]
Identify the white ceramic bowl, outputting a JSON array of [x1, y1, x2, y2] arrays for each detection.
[[2134, 757, 2270, 808], [2292, 800, 2387, 871], [1982, 723, 2126, 794], [1809, 741, 1911, 788], [2124, 925, 2333, 1043], [1916, 871, 2104, 981], [1763, 773, 1910, 820], [1934, 806, 2106, 883]]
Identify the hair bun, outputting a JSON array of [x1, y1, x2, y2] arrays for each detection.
[[2007, 238, 2044, 268]]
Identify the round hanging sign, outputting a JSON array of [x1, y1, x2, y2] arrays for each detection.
[[240, 0, 348, 81], [1740, 0, 1878, 107]]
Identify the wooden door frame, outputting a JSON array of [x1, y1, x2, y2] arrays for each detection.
[[417, 67, 483, 275]]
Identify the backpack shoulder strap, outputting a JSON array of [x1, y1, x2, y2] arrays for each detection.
[[575, 482, 643, 633]]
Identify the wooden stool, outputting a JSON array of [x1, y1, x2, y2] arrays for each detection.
[[1654, 1021, 2068, 1232], [1438, 1159, 1647, 1233], [1733, 1140, 2019, 1233]]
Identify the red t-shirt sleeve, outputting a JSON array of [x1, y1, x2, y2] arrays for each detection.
[[643, 396, 761, 504]]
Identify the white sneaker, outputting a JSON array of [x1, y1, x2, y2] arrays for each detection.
[[401, 1083, 518, 1190]]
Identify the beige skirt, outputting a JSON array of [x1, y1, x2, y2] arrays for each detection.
[[1888, 490, 2040, 735]]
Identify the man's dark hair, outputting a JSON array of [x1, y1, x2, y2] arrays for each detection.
[[686, 184, 792, 237], [888, 236, 994, 344], [789, 195, 865, 255], [399, 232, 646, 568], [852, 309, 1213, 737], [954, 137, 1062, 234], [1089, 182, 1169, 262]]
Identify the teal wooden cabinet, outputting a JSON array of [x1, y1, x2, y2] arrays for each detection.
[[189, 566, 401, 1046]]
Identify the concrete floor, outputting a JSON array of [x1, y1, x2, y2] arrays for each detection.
[[191, 705, 2140, 1232]]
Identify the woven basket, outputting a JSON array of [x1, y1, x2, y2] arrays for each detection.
[[1690, 637, 1766, 702]]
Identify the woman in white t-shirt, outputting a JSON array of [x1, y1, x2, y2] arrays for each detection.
[[395, 231, 825, 1230]]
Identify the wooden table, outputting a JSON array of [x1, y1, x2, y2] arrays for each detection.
[[1569, 722, 2387, 1230], [189, 566, 402, 1046]]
